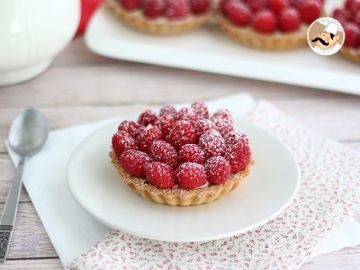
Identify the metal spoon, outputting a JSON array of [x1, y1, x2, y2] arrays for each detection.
[[0, 108, 48, 262]]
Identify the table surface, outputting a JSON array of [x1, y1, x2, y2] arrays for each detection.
[[0, 38, 359, 269]]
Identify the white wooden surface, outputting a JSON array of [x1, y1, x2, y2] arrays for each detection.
[[0, 38, 359, 269]]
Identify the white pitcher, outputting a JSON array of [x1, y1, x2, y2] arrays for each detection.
[[0, 0, 80, 86]]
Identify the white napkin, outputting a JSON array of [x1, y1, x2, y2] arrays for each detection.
[[4, 94, 360, 267]]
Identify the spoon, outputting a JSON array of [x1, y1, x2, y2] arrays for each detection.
[[0, 108, 48, 262]]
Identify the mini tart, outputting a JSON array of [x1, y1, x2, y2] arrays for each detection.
[[110, 149, 254, 206], [217, 14, 307, 50], [107, 0, 210, 35], [340, 46, 360, 64]]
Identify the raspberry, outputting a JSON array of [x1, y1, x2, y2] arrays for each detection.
[[179, 144, 206, 164], [189, 0, 210, 14], [118, 120, 141, 138], [211, 110, 234, 137], [355, 13, 360, 27], [112, 131, 138, 157], [159, 105, 177, 117], [191, 101, 209, 119], [224, 131, 249, 147], [145, 162, 176, 189], [137, 126, 162, 153], [119, 0, 142, 10], [176, 162, 207, 189], [166, 0, 190, 20], [205, 156, 231, 185], [175, 107, 198, 122], [199, 129, 226, 158], [195, 119, 217, 138], [211, 109, 233, 122], [219, 0, 229, 14], [246, 0, 267, 12], [225, 0, 252, 26], [210, 109, 234, 136], [344, 23, 360, 48], [278, 7, 300, 32], [345, 0, 360, 12], [332, 8, 351, 25], [289, 0, 302, 8], [166, 120, 197, 150], [143, 0, 166, 18], [138, 109, 158, 126], [119, 150, 153, 177], [150, 140, 178, 168], [134, 126, 146, 139], [298, 0, 321, 24], [155, 114, 176, 138], [268, 0, 289, 14], [252, 9, 277, 33], [226, 141, 252, 173]]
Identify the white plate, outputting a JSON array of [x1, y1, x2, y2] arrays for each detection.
[[67, 120, 300, 242], [85, 0, 359, 96]]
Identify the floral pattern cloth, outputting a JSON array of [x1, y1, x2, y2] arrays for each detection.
[[69, 102, 360, 270]]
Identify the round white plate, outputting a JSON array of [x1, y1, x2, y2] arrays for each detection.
[[67, 120, 299, 242]]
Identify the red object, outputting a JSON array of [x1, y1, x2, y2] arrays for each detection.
[[298, 0, 321, 24], [191, 101, 209, 119], [145, 162, 176, 189], [143, 0, 166, 18], [175, 107, 198, 122], [278, 7, 301, 32], [138, 109, 158, 126], [120, 0, 142, 10], [333, 8, 352, 25], [224, 131, 249, 148], [166, 120, 197, 150], [345, 0, 360, 12], [252, 9, 277, 33], [176, 163, 207, 189], [268, 0, 289, 14], [159, 105, 177, 117], [112, 131, 138, 157], [150, 140, 178, 168], [119, 150, 153, 177], [195, 119, 217, 139], [137, 126, 162, 154], [76, 0, 104, 36], [225, 0, 252, 26], [211, 109, 234, 137], [189, 0, 211, 14], [179, 144, 206, 164], [205, 156, 231, 185], [226, 141, 252, 173], [155, 114, 176, 138], [246, 0, 268, 12], [199, 129, 226, 158], [344, 23, 360, 48], [166, 0, 190, 20], [118, 120, 141, 138]]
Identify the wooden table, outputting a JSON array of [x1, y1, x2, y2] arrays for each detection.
[[0, 38, 359, 269]]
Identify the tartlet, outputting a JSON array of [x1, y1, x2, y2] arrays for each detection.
[[217, 0, 324, 50], [107, 0, 211, 35], [110, 102, 254, 206], [333, 1, 360, 63], [110, 149, 253, 206]]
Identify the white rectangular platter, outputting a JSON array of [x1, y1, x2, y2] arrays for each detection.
[[85, 1, 359, 95]]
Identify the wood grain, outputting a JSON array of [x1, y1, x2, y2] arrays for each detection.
[[0, 36, 359, 269]]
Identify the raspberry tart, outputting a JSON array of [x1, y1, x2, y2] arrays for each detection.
[[333, 0, 360, 63], [107, 0, 211, 35], [110, 102, 254, 206], [217, 0, 324, 50]]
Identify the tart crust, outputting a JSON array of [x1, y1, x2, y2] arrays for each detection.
[[340, 46, 360, 64], [107, 0, 209, 35], [217, 14, 307, 50], [110, 149, 254, 206]]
